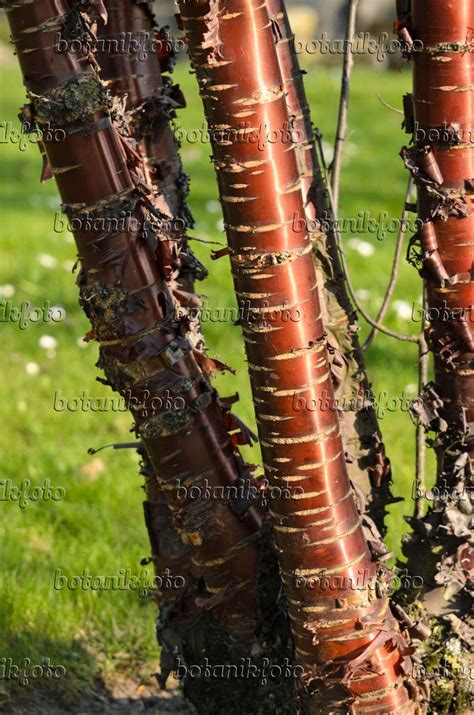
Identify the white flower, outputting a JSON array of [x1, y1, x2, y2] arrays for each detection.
[[355, 289, 371, 301], [0, 284, 15, 298], [216, 218, 225, 232], [206, 200, 221, 214], [25, 362, 40, 375], [77, 336, 89, 349], [38, 253, 58, 268], [47, 196, 61, 210], [29, 195, 42, 207], [39, 335, 58, 350], [348, 238, 375, 257], [393, 300, 412, 320]]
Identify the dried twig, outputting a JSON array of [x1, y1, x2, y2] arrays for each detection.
[[325, 180, 419, 344], [363, 176, 415, 350], [331, 0, 359, 215]]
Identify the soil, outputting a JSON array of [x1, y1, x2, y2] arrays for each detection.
[[0, 676, 196, 714]]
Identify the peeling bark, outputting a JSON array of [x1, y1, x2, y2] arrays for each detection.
[[138, 447, 202, 686], [4, 0, 276, 693], [396, 1, 474, 712], [96, 0, 203, 293], [91, 3, 293, 708], [177, 1, 422, 712], [93, 0, 203, 683], [267, 0, 396, 535]]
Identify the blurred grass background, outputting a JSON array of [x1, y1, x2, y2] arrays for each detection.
[[0, 42, 434, 706]]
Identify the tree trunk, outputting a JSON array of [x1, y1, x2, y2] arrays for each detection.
[[396, 1, 474, 712], [177, 1, 421, 712], [5, 1, 283, 705], [96, 0, 204, 295], [94, 2, 203, 682], [267, 0, 396, 535], [92, 3, 293, 708], [138, 447, 201, 688]]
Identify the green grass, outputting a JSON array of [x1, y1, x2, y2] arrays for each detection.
[[0, 52, 434, 704]]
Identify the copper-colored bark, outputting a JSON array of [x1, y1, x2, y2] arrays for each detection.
[[96, 0, 201, 293], [94, 2, 201, 645], [178, 1, 420, 711], [6, 0, 262, 644], [397, 1, 473, 709], [267, 0, 395, 532], [91, 6, 296, 704]]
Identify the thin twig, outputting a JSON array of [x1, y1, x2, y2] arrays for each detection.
[[316, 70, 417, 344], [362, 176, 414, 350], [323, 179, 419, 344], [376, 93, 404, 115], [415, 288, 429, 519], [331, 0, 359, 215], [314, 128, 329, 172]]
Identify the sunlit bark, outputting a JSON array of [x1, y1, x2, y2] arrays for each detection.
[[397, 1, 474, 711], [177, 1, 421, 711]]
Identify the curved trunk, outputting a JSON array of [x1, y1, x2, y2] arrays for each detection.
[[6, 0, 264, 671], [397, 1, 473, 712], [6, 2, 296, 710], [177, 1, 421, 712], [94, 0, 203, 683], [92, 3, 293, 707]]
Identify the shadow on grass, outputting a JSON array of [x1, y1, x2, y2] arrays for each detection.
[[0, 634, 193, 714]]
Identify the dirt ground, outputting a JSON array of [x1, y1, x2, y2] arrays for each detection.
[[0, 675, 197, 714]]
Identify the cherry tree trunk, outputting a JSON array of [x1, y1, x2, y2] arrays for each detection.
[[397, 1, 474, 711], [267, 0, 396, 534], [92, 3, 292, 708], [177, 1, 421, 712], [6, 0, 268, 685]]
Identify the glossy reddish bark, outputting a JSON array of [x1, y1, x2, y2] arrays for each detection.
[[408, 0, 474, 428], [397, 1, 473, 709], [178, 1, 419, 711], [6, 0, 262, 641], [267, 0, 395, 531], [96, 0, 199, 289]]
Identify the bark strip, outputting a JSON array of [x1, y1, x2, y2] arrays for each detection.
[[177, 1, 421, 712], [396, 1, 474, 711]]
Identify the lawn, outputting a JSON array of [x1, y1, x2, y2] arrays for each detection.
[[0, 48, 434, 708]]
